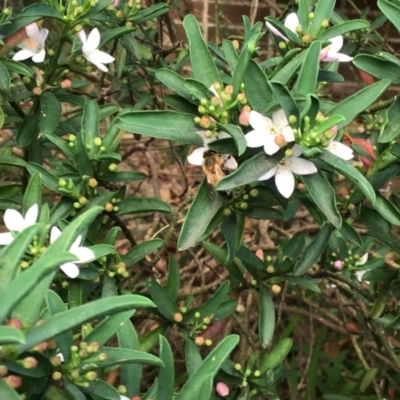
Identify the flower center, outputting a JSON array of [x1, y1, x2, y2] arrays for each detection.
[[25, 39, 42, 53]]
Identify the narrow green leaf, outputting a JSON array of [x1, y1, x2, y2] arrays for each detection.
[[296, 41, 321, 95], [378, 0, 400, 33], [301, 170, 341, 228], [129, 2, 169, 24], [116, 111, 203, 146], [175, 335, 239, 400], [16, 115, 39, 148], [183, 14, 221, 87], [293, 223, 333, 276], [39, 92, 61, 134], [101, 171, 146, 182], [218, 123, 247, 156], [23, 172, 41, 213], [270, 82, 299, 120], [0, 379, 22, 400], [310, 0, 335, 36], [26, 162, 60, 192], [81, 379, 120, 400], [178, 180, 224, 250], [0, 61, 10, 92], [339, 222, 363, 247], [44, 132, 75, 159], [146, 278, 180, 320], [123, 239, 164, 267], [118, 198, 172, 215], [0, 326, 25, 344], [18, 295, 155, 352], [82, 100, 99, 144], [259, 285, 275, 348], [360, 206, 392, 234], [320, 150, 376, 205], [373, 194, 400, 225], [259, 338, 292, 374], [326, 79, 391, 129], [319, 20, 370, 41], [166, 255, 180, 301], [0, 155, 26, 168], [0, 59, 33, 77], [157, 336, 174, 400], [379, 95, 400, 142], [215, 151, 283, 191], [93, 347, 163, 368], [271, 51, 307, 85], [354, 54, 400, 84], [156, 69, 195, 102]]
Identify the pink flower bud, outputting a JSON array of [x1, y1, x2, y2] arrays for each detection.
[[333, 260, 343, 270], [239, 110, 250, 126], [216, 382, 229, 397]]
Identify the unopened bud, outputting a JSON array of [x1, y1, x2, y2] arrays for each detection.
[[266, 265, 275, 273], [239, 109, 250, 126], [173, 313, 183, 323], [32, 87, 42, 96], [52, 371, 62, 380], [205, 339, 212, 346], [321, 19, 329, 28], [94, 137, 102, 147], [108, 163, 117, 171], [302, 34, 312, 44], [195, 336, 205, 346], [88, 178, 98, 188], [22, 356, 38, 369], [272, 284, 281, 293]]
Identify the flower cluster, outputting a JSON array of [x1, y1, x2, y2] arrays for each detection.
[[0, 204, 94, 278], [13, 24, 115, 72]]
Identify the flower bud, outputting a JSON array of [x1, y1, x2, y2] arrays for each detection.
[[302, 34, 312, 44], [223, 208, 232, 216], [333, 260, 344, 271], [266, 265, 275, 273], [232, 39, 239, 49], [0, 365, 8, 377], [234, 363, 242, 371], [272, 284, 281, 294], [8, 319, 22, 329], [254, 370, 261, 377], [278, 41, 286, 49], [88, 178, 98, 188], [94, 137, 102, 147], [237, 93, 247, 105], [249, 188, 259, 197], [216, 382, 229, 397], [108, 163, 117, 171], [321, 19, 329, 28], [5, 375, 22, 389], [85, 371, 97, 381], [239, 109, 250, 126], [205, 339, 212, 346], [194, 312, 201, 318], [22, 356, 38, 369], [173, 313, 183, 323], [199, 116, 211, 129], [32, 87, 42, 96], [195, 336, 205, 346]]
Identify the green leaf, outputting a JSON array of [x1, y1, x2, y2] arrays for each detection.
[[16, 115, 39, 148], [240, 205, 281, 220], [18, 295, 155, 353], [26, 162, 60, 192], [44, 132, 75, 159], [284, 275, 321, 293], [301, 170, 341, 229], [265, 17, 303, 45], [293, 223, 333, 276], [157, 336, 175, 400], [379, 95, 400, 142], [310, 0, 335, 36], [0, 379, 23, 400], [82, 100, 99, 144], [84, 310, 134, 346], [320, 150, 376, 204], [271, 51, 307, 85], [244, 60, 274, 114], [222, 40, 239, 70], [231, 33, 263, 97], [129, 2, 169, 24], [326, 80, 391, 129], [258, 338, 292, 374], [81, 379, 120, 400], [23, 172, 41, 213], [118, 320, 142, 397], [166, 255, 180, 301], [146, 278, 180, 320], [270, 82, 299, 120], [183, 14, 221, 87], [101, 171, 146, 182], [215, 151, 283, 191], [370, 283, 390, 319], [193, 281, 230, 320], [93, 347, 163, 368], [178, 180, 224, 250], [360, 206, 392, 234], [318, 20, 370, 40], [123, 239, 164, 267], [0, 61, 10, 92], [295, 41, 321, 96], [0, 155, 26, 168], [0, 59, 33, 77], [118, 198, 172, 214], [218, 123, 247, 156], [259, 285, 275, 348], [99, 26, 135, 46], [156, 69, 195, 102], [175, 335, 239, 400], [339, 222, 363, 247], [354, 54, 400, 84], [373, 194, 400, 226], [0, 223, 43, 293], [116, 111, 203, 146], [378, 0, 400, 33], [0, 326, 25, 344], [39, 92, 61, 134]]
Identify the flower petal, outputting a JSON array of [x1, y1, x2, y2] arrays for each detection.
[[71, 247, 95, 264], [282, 125, 295, 142], [4, 209, 25, 232], [328, 36, 343, 53], [263, 136, 280, 155], [84, 55, 109, 72], [25, 23, 40, 40], [23, 204, 38, 229], [258, 165, 278, 181], [333, 52, 353, 62], [245, 130, 267, 148], [0, 232, 14, 245], [208, 84, 219, 98], [272, 109, 289, 128], [39, 28, 49, 44], [187, 147, 207, 165], [32, 49, 46, 63], [12, 49, 34, 61], [70, 235, 83, 251], [78, 29, 87, 44], [288, 158, 318, 175], [84, 28, 101, 53], [327, 141, 354, 160], [265, 22, 288, 41], [356, 252, 368, 266], [224, 156, 238, 170], [60, 262, 80, 278], [291, 144, 302, 158], [90, 50, 115, 64], [284, 12, 300, 33], [249, 111, 272, 132], [275, 167, 295, 198], [50, 226, 62, 244]]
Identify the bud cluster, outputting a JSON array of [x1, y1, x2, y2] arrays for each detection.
[[300, 113, 337, 148]]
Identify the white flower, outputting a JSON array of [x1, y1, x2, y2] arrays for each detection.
[[320, 36, 353, 62], [0, 204, 38, 245], [355, 253, 369, 283], [245, 110, 295, 156], [187, 131, 238, 170], [120, 396, 130, 400], [326, 130, 354, 160], [78, 28, 115, 72], [50, 227, 95, 278], [266, 12, 300, 41], [13, 23, 48, 63], [258, 144, 317, 198]]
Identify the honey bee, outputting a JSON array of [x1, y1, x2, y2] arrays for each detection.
[[202, 150, 227, 187]]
